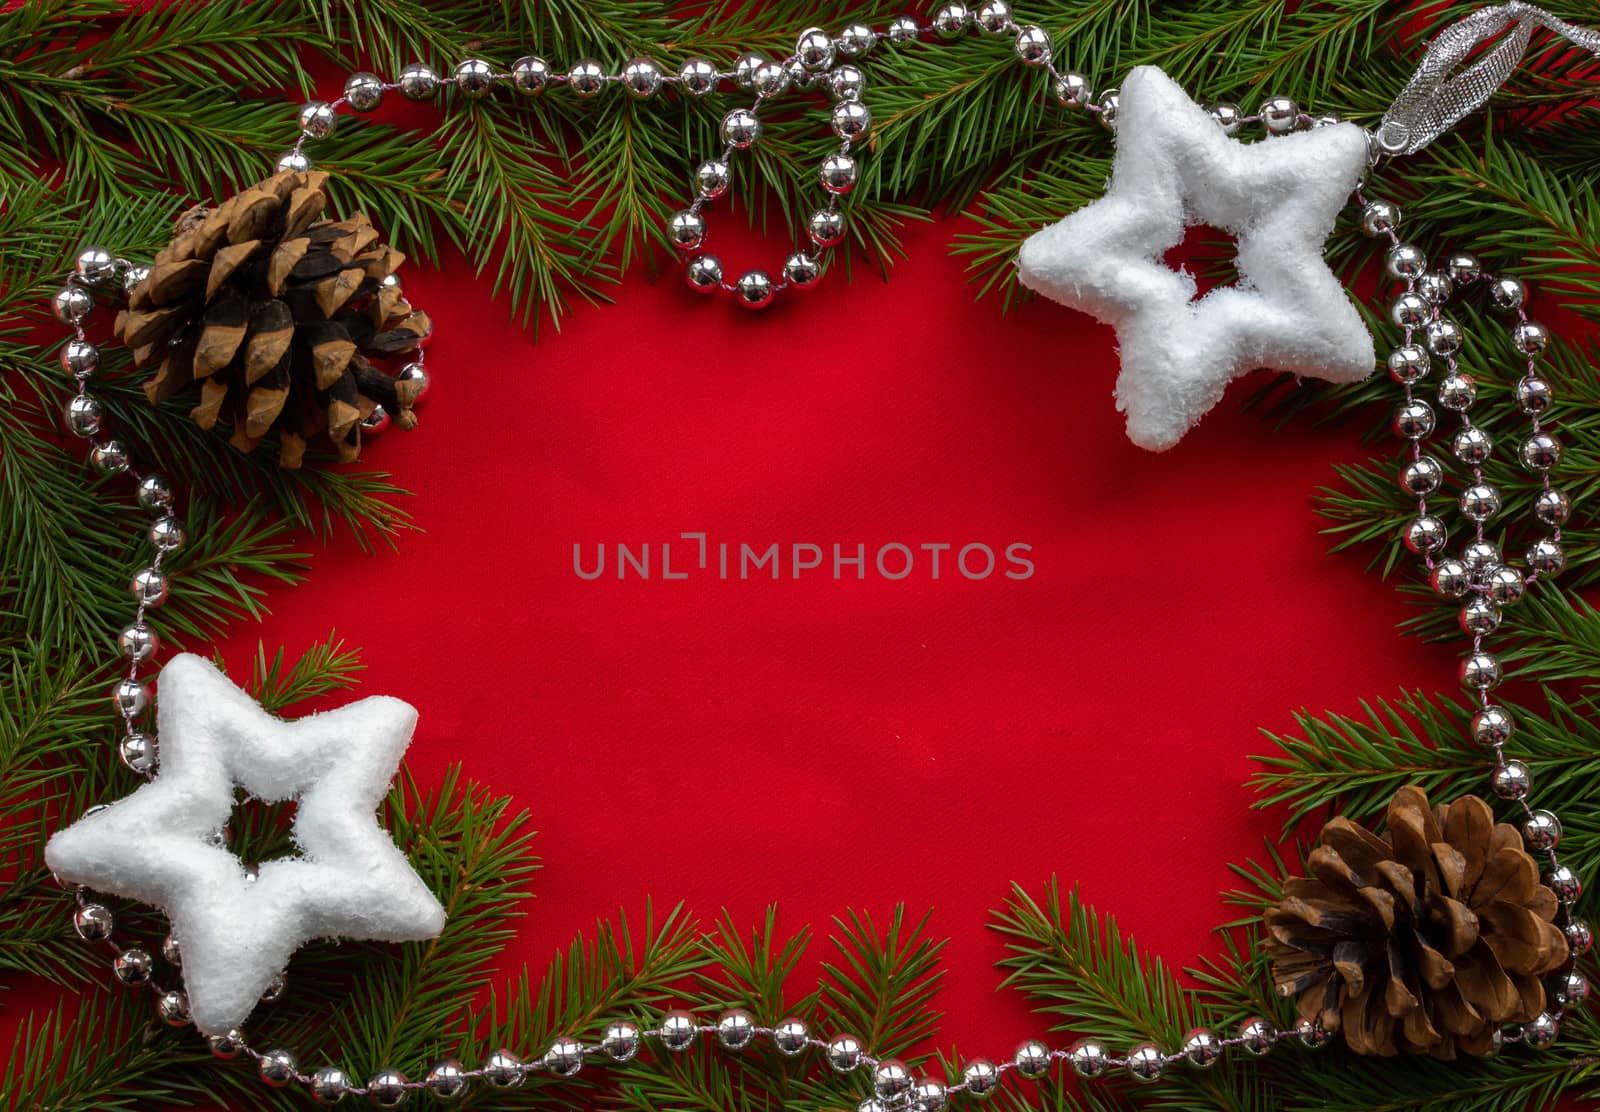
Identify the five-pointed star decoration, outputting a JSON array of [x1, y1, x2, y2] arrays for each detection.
[[45, 653, 446, 1035], [1017, 65, 1377, 452]]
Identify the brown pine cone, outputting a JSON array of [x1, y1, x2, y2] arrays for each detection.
[[114, 169, 429, 468], [1267, 785, 1569, 1057]]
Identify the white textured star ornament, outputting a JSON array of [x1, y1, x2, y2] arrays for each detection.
[[45, 653, 445, 1035], [1017, 66, 1376, 451]]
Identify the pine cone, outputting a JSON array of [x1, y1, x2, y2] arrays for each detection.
[[1267, 785, 1569, 1057], [115, 169, 430, 467]]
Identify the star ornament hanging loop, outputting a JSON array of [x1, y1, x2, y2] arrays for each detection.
[[1017, 65, 1375, 452], [45, 653, 446, 1035]]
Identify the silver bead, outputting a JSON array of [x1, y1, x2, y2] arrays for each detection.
[[204, 1031, 245, 1063], [1460, 596, 1502, 636], [149, 515, 185, 552], [1261, 96, 1299, 134], [1459, 482, 1501, 522], [1484, 564, 1524, 605], [54, 285, 93, 323], [873, 1059, 914, 1097], [276, 150, 311, 173], [784, 252, 822, 290], [156, 989, 190, 1026], [1555, 970, 1589, 1007], [544, 1035, 585, 1075], [715, 1009, 756, 1050], [1425, 317, 1463, 356], [136, 473, 174, 513], [1488, 275, 1525, 312], [1237, 1017, 1276, 1056], [1393, 399, 1434, 440], [734, 271, 773, 310], [1534, 488, 1571, 525], [1387, 343, 1430, 383], [113, 946, 153, 984], [1401, 455, 1444, 496], [117, 731, 153, 775], [123, 264, 150, 294], [731, 52, 766, 90], [1566, 918, 1594, 956], [796, 26, 835, 70], [397, 62, 439, 99], [114, 678, 149, 717], [668, 210, 706, 251], [1547, 864, 1582, 901], [1491, 759, 1530, 799], [838, 22, 877, 55], [678, 57, 717, 96], [61, 338, 99, 377], [568, 59, 605, 98], [773, 1017, 809, 1055], [820, 154, 857, 195], [1096, 88, 1119, 128], [1065, 1037, 1107, 1077], [1430, 558, 1470, 598], [1360, 199, 1400, 237], [118, 622, 160, 663], [481, 1049, 524, 1087], [511, 56, 551, 95], [1014, 25, 1051, 64], [809, 208, 846, 247], [1472, 705, 1515, 745], [832, 100, 871, 140], [1295, 1017, 1332, 1049], [366, 1069, 408, 1108], [1512, 319, 1550, 357], [1181, 1027, 1222, 1068], [1523, 1012, 1559, 1050], [685, 255, 723, 294], [933, 4, 971, 38], [261, 970, 286, 1001], [344, 72, 383, 111], [425, 1060, 468, 1100], [1390, 291, 1429, 328], [1207, 102, 1242, 135], [1125, 1042, 1165, 1082], [1012, 1040, 1052, 1079], [830, 64, 867, 102], [620, 57, 662, 99], [750, 60, 790, 98], [452, 57, 495, 99], [1452, 424, 1492, 464], [910, 1078, 947, 1112], [721, 108, 760, 148], [73, 901, 113, 940], [888, 15, 921, 43], [825, 1033, 863, 1071], [1445, 252, 1481, 284], [131, 566, 168, 606], [975, 0, 1012, 31], [1403, 515, 1447, 555], [259, 1048, 298, 1087], [311, 1066, 351, 1104], [90, 440, 130, 475], [1416, 271, 1454, 305], [1515, 375, 1553, 414], [395, 362, 429, 405], [299, 100, 336, 137], [1520, 431, 1561, 471], [75, 246, 115, 284], [1385, 243, 1427, 279], [659, 1010, 698, 1051], [961, 1058, 999, 1098], [1460, 651, 1502, 690], [65, 394, 104, 437], [162, 931, 182, 965], [1523, 810, 1561, 849], [1461, 539, 1501, 572], [1437, 371, 1477, 411], [1526, 537, 1564, 576], [857, 1101, 888, 1112], [1054, 72, 1091, 108], [598, 1020, 641, 1061]]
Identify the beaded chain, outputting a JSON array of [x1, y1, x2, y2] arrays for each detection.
[[40, 2, 1590, 1106]]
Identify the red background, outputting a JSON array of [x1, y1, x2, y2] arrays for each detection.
[[199, 210, 1447, 1057]]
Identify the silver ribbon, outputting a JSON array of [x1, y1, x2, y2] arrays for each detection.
[[1377, 2, 1600, 156]]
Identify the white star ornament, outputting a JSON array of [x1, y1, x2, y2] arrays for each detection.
[[45, 653, 446, 1035], [1017, 65, 1376, 451]]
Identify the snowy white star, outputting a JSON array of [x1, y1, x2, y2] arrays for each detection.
[[46, 653, 445, 1035], [1017, 65, 1376, 451]]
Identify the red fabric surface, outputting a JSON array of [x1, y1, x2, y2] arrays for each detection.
[[192, 212, 1446, 1055]]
